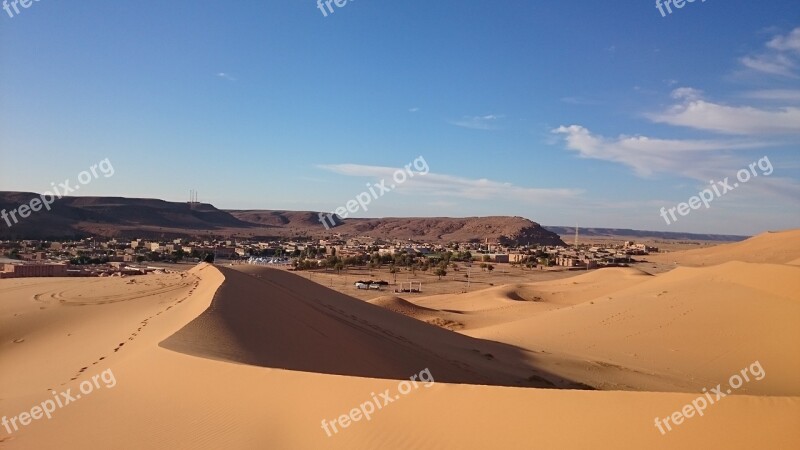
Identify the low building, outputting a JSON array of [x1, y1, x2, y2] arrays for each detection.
[[489, 254, 510, 263], [0, 262, 69, 279], [509, 253, 527, 263]]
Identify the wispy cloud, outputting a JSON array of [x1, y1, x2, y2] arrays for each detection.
[[647, 88, 800, 135], [216, 72, 237, 81], [767, 27, 800, 52], [448, 114, 503, 130], [317, 163, 581, 202], [409, 107, 420, 113], [552, 124, 769, 177], [739, 27, 800, 77], [552, 125, 800, 201]]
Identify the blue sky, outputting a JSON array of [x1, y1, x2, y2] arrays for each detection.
[[1, 0, 798, 235]]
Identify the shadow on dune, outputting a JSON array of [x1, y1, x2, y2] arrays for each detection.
[[160, 265, 592, 389]]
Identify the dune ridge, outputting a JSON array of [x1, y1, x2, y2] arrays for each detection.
[[159, 265, 587, 389]]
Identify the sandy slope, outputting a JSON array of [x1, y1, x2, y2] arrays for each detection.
[[0, 269, 205, 397], [464, 261, 800, 393], [648, 228, 800, 266], [159, 265, 581, 388], [368, 232, 800, 394], [1, 229, 799, 449]]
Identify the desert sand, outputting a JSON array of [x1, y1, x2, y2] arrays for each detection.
[[1, 231, 799, 449]]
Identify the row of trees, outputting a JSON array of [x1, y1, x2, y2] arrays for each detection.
[[288, 249, 559, 278]]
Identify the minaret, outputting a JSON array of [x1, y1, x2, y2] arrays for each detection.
[[574, 224, 579, 247]]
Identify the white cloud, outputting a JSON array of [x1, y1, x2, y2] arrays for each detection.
[[317, 163, 580, 203], [648, 90, 800, 135], [740, 54, 796, 77], [670, 87, 704, 101], [216, 72, 237, 81], [448, 114, 503, 130], [739, 27, 800, 77], [552, 125, 769, 177], [767, 27, 800, 53], [552, 125, 800, 201]]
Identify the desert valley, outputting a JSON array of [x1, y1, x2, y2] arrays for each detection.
[[3, 2, 799, 448], [1, 229, 798, 449]]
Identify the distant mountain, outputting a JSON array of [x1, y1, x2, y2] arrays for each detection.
[[0, 192, 747, 244], [0, 192, 252, 240], [0, 193, 563, 245], [231, 211, 566, 246], [544, 226, 749, 242]]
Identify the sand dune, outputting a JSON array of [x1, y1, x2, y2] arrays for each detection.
[[0, 267, 212, 398], [367, 296, 466, 330], [369, 236, 800, 394], [2, 231, 799, 449], [463, 261, 800, 393], [649, 228, 800, 266], [376, 267, 656, 333], [160, 265, 580, 389]]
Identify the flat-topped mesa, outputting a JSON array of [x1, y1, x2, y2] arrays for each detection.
[[0, 192, 562, 245]]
